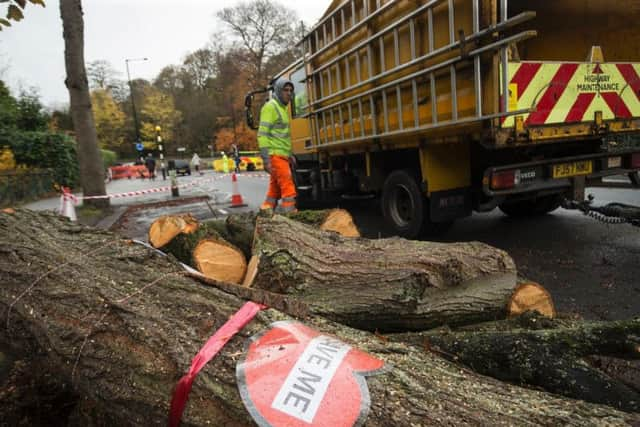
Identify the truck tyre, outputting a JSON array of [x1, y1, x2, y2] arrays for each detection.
[[499, 194, 562, 217], [629, 171, 640, 187], [381, 170, 426, 239]]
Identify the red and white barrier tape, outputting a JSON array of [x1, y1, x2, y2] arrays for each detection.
[[64, 172, 270, 201], [80, 173, 232, 200]]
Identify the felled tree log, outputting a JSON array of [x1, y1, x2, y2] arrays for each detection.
[[391, 312, 640, 412], [192, 239, 247, 284], [251, 214, 520, 331], [156, 210, 360, 272], [148, 214, 199, 248], [197, 209, 360, 259], [0, 210, 637, 426], [158, 223, 247, 285]]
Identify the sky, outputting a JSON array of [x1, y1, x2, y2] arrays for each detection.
[[0, 0, 330, 108]]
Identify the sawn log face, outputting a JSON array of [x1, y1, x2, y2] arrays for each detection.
[[1, 210, 638, 426]]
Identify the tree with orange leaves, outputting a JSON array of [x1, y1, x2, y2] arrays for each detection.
[[213, 122, 257, 153]]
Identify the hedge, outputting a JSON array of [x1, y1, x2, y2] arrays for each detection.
[[0, 130, 79, 187]]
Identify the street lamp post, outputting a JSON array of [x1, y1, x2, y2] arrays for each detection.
[[125, 57, 148, 155]]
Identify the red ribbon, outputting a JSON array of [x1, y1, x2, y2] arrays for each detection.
[[169, 301, 265, 427]]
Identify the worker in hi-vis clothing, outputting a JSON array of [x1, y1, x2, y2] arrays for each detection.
[[258, 77, 297, 213]]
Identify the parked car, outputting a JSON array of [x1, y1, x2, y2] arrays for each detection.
[[168, 159, 191, 176]]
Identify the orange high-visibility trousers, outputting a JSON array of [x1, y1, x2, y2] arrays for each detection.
[[260, 155, 297, 212]]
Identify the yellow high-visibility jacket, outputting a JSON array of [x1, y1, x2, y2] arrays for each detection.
[[257, 98, 291, 157]]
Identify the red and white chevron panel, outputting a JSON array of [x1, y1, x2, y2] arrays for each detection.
[[501, 62, 640, 128]]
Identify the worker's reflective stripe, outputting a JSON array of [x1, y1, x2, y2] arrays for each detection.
[[271, 123, 289, 129], [271, 100, 285, 122], [258, 130, 290, 139], [260, 121, 274, 129], [270, 130, 290, 137], [281, 197, 296, 204]]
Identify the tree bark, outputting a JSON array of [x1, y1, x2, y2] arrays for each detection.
[[196, 209, 359, 260], [391, 312, 640, 412], [1, 209, 637, 426], [252, 215, 519, 331], [60, 0, 108, 208]]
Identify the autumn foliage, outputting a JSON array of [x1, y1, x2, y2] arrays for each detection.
[[214, 123, 257, 152]]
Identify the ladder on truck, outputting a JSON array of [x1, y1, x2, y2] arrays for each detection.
[[301, 0, 537, 148]]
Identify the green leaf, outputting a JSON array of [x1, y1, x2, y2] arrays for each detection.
[[0, 18, 11, 26], [15, 0, 27, 9], [7, 4, 24, 21], [28, 0, 45, 6]]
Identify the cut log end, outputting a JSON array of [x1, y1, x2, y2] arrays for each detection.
[[319, 209, 361, 237], [508, 281, 556, 318], [194, 238, 247, 285], [148, 214, 198, 248], [242, 255, 260, 287]]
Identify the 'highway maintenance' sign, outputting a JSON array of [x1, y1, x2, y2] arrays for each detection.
[[236, 321, 386, 427], [501, 62, 640, 127]]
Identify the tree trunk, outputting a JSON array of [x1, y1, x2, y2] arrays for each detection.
[[199, 209, 359, 259], [1, 209, 636, 426], [391, 312, 640, 412], [60, 0, 108, 208], [252, 215, 519, 331]]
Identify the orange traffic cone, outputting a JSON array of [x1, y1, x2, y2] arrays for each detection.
[[229, 173, 247, 208]]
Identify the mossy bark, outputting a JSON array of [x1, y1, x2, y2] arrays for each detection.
[[1, 210, 637, 425], [200, 210, 357, 259], [251, 215, 519, 331], [391, 312, 640, 412]]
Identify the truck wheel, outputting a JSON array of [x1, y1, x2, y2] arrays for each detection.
[[629, 171, 640, 187], [499, 194, 562, 217], [381, 170, 425, 239]]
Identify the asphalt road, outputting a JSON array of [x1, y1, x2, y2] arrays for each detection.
[[29, 171, 639, 321]]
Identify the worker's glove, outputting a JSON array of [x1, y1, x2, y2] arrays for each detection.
[[288, 155, 297, 169], [260, 148, 271, 174]]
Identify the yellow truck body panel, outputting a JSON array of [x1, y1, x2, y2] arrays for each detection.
[[259, 0, 640, 237]]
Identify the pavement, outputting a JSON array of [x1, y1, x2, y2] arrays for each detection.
[[24, 170, 270, 232]]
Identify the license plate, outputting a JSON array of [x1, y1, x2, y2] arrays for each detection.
[[552, 161, 592, 178], [607, 156, 622, 168]]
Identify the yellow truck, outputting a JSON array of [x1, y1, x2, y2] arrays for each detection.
[[246, 0, 640, 238]]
